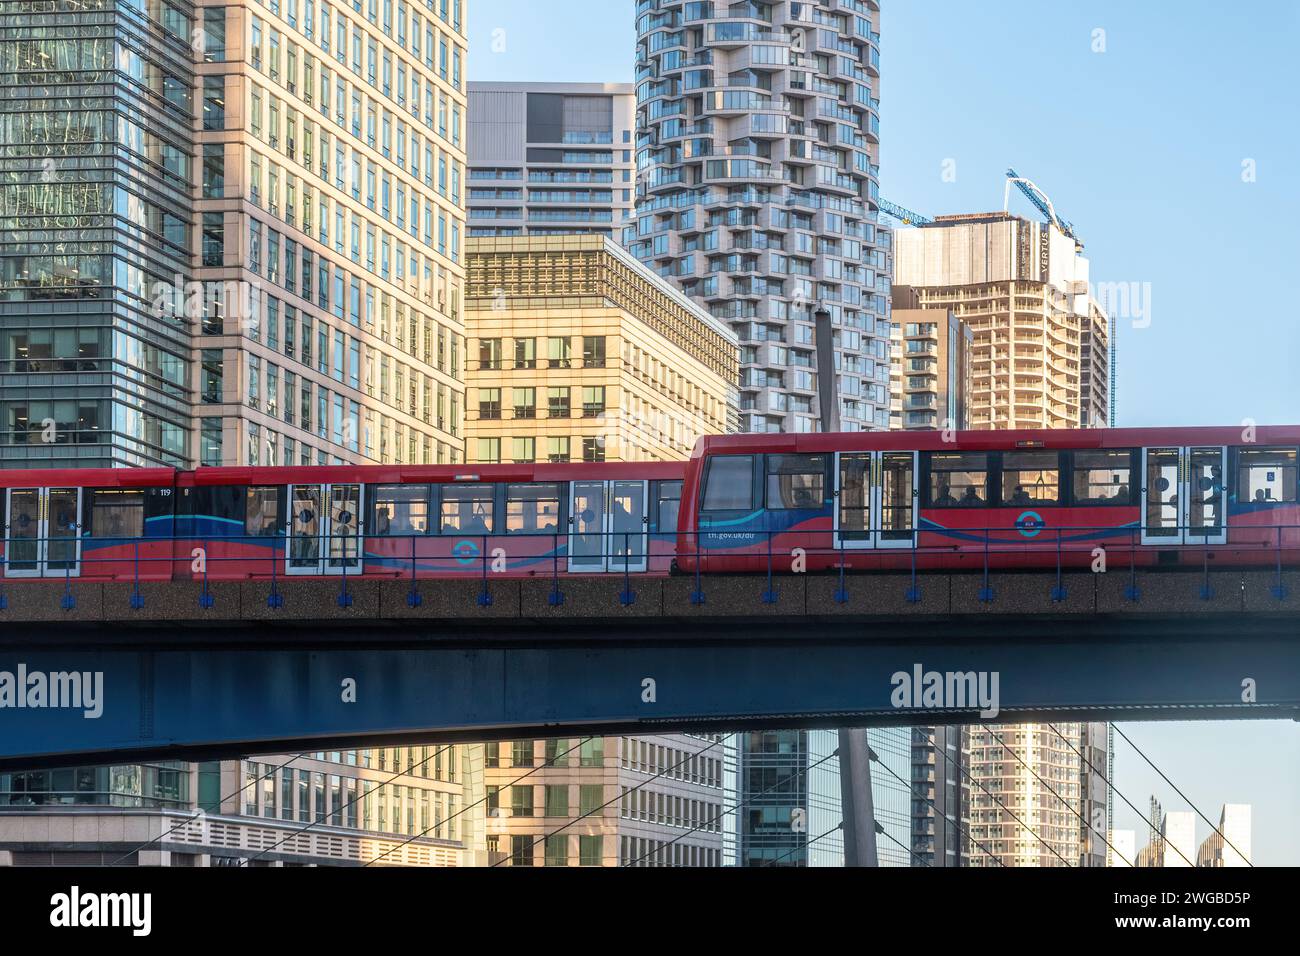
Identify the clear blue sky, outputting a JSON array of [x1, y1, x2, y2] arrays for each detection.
[[468, 0, 1300, 864]]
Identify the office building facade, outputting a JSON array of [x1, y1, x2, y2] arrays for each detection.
[[464, 234, 738, 464], [0, 746, 487, 866], [482, 735, 727, 867], [193, 0, 468, 468], [894, 213, 1110, 430], [626, 0, 892, 434], [468, 82, 637, 238]]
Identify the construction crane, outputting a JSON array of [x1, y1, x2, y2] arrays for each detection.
[[877, 197, 932, 226], [1003, 167, 1080, 245]]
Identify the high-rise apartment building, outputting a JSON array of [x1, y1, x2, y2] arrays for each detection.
[[464, 234, 738, 464], [481, 735, 727, 867], [891, 287, 973, 431], [967, 722, 1109, 867], [894, 213, 1110, 430], [911, 725, 970, 866], [626, 0, 892, 434], [468, 82, 637, 238]]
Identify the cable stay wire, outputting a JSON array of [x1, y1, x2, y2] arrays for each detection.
[[869, 739, 1003, 866], [363, 736, 595, 867], [490, 734, 733, 867], [929, 728, 1070, 867], [763, 823, 846, 867], [240, 744, 456, 866], [984, 725, 1124, 867], [1111, 724, 1252, 867], [621, 748, 840, 867], [110, 752, 307, 867]]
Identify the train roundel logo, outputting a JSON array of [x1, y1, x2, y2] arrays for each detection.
[[452, 539, 480, 566], [1015, 511, 1044, 538]]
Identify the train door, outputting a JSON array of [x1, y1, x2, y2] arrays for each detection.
[[285, 483, 365, 574], [568, 480, 648, 572], [833, 451, 917, 549], [1141, 446, 1227, 546], [3, 486, 81, 577]]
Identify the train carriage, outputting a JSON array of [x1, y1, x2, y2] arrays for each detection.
[[677, 427, 1300, 574], [1, 462, 684, 581]]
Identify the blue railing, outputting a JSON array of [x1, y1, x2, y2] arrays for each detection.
[[0, 524, 1294, 612]]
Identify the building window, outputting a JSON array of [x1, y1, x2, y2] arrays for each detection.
[[582, 437, 605, 463], [582, 336, 606, 368], [510, 785, 533, 818], [544, 834, 568, 867]]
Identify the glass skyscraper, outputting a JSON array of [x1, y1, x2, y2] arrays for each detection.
[[1, 0, 196, 466]]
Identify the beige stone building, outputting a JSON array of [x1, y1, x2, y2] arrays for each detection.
[[193, 0, 468, 467], [464, 235, 738, 464], [483, 735, 727, 867], [890, 286, 973, 431], [894, 213, 1109, 431]]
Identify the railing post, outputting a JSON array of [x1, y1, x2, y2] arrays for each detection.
[[1125, 526, 1140, 602], [905, 529, 921, 604], [761, 529, 778, 604], [549, 530, 564, 606], [1273, 524, 1288, 601], [690, 530, 705, 605], [406, 533, 422, 608], [1199, 538, 1214, 601], [268, 531, 284, 608], [978, 528, 994, 603], [834, 534, 848, 604], [130, 539, 144, 609], [198, 537, 214, 609], [337, 531, 354, 608], [1050, 528, 1066, 602], [0, 545, 7, 611], [620, 530, 635, 606], [60, 537, 75, 611], [477, 533, 492, 606]]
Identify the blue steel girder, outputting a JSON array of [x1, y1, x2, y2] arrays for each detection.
[[0, 618, 1297, 767]]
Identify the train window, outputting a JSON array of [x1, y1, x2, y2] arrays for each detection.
[[440, 484, 494, 535], [1001, 451, 1060, 506], [701, 456, 754, 511], [87, 489, 144, 537], [505, 483, 561, 534], [927, 453, 988, 507], [765, 454, 825, 510], [1236, 447, 1298, 504], [838, 453, 871, 539], [1072, 450, 1134, 505], [372, 484, 431, 535], [245, 487, 280, 536], [656, 481, 682, 532]]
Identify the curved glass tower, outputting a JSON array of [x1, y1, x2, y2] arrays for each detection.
[[626, 0, 890, 434]]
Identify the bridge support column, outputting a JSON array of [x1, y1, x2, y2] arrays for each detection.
[[838, 727, 878, 867]]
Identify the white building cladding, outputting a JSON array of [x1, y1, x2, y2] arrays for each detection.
[[626, 0, 891, 434], [468, 82, 637, 239]]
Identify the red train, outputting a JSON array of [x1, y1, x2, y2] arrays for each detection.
[[0, 426, 1296, 582], [678, 426, 1300, 572]]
